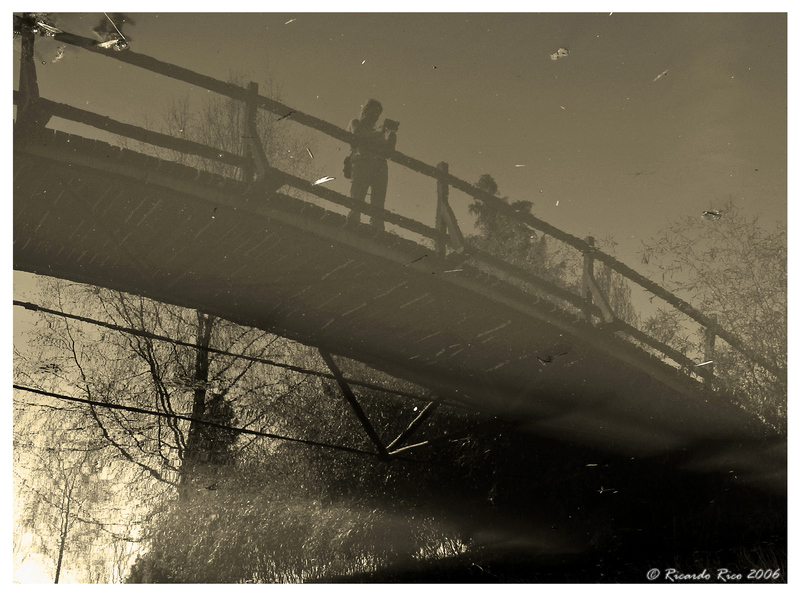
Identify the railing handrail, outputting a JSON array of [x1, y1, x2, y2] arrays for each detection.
[[12, 92, 247, 167], [19, 29, 784, 381]]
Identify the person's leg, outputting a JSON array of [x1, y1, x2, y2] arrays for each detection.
[[369, 161, 388, 231], [348, 161, 370, 224]]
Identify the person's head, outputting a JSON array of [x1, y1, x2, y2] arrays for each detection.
[[360, 99, 383, 124]]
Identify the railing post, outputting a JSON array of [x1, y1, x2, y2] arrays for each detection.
[[434, 161, 465, 261], [702, 315, 717, 384], [240, 81, 284, 195], [15, 21, 51, 139], [435, 162, 449, 261], [581, 236, 615, 325], [582, 236, 595, 322], [241, 81, 258, 183]]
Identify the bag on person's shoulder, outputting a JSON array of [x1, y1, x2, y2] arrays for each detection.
[[343, 155, 352, 179]]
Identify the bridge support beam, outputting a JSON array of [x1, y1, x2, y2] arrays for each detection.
[[319, 349, 390, 461]]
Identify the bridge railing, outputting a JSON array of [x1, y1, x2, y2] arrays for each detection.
[[14, 26, 784, 386]]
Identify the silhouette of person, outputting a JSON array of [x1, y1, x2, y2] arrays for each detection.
[[347, 99, 397, 230]]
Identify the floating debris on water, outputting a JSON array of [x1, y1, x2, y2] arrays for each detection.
[[93, 12, 133, 51], [52, 45, 66, 63], [653, 69, 669, 82], [404, 255, 429, 266]]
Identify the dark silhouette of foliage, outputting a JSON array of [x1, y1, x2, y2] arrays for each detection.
[[467, 175, 638, 325]]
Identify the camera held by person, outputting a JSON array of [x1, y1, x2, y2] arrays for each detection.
[[382, 118, 400, 133]]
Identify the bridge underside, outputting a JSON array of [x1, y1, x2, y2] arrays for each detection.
[[13, 131, 785, 491]]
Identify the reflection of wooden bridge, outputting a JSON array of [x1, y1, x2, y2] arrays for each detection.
[[13, 23, 785, 490]]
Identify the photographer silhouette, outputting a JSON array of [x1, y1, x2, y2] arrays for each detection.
[[346, 99, 397, 230]]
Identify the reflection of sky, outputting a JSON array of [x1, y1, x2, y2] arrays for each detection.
[[14, 546, 67, 583], [13, 541, 80, 583], [13, 528, 82, 583], [9, 12, 788, 336], [14, 13, 787, 257]]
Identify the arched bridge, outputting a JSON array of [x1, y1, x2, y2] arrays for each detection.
[[13, 25, 785, 491]]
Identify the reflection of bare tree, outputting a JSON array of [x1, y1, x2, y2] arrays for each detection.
[[640, 202, 787, 429], [14, 275, 316, 578], [13, 396, 136, 583], [122, 75, 315, 189], [20, 278, 293, 480]]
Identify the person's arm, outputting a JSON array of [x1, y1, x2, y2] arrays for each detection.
[[350, 118, 388, 153], [384, 129, 397, 151], [348, 118, 366, 136], [349, 118, 382, 139]]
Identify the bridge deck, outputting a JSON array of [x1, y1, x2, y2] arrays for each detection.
[[13, 130, 783, 488]]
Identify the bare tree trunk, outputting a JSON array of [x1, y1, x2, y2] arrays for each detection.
[[179, 311, 216, 492], [54, 484, 73, 583]]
